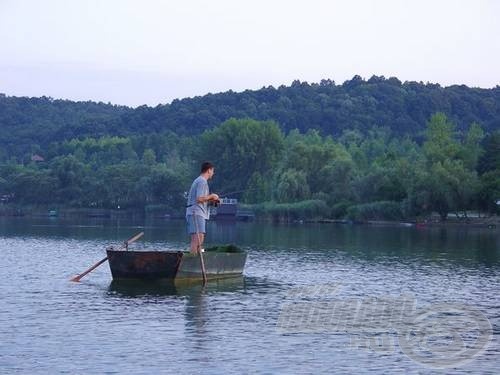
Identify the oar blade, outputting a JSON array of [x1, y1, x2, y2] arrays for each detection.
[[69, 256, 108, 282], [70, 274, 83, 282]]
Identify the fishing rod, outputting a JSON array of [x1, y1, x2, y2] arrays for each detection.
[[203, 188, 266, 207], [216, 187, 265, 198], [183, 186, 268, 207], [184, 188, 255, 208]]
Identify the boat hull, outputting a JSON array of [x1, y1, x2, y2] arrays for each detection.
[[106, 249, 246, 281]]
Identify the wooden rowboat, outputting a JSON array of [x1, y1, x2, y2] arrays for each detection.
[[106, 245, 247, 281]]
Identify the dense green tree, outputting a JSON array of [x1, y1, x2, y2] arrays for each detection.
[[477, 171, 500, 214], [423, 113, 461, 164], [243, 172, 271, 203], [419, 114, 482, 219], [461, 122, 484, 170], [275, 169, 310, 203], [199, 118, 284, 194], [318, 155, 357, 205], [478, 130, 500, 174], [476, 130, 500, 214], [281, 129, 339, 193], [148, 165, 186, 208], [50, 155, 87, 204], [142, 148, 157, 166], [97, 164, 142, 208], [9, 169, 58, 204], [418, 159, 478, 220]]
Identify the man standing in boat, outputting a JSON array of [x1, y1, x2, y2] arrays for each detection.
[[186, 161, 219, 254]]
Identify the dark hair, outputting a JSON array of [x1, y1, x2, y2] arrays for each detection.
[[201, 161, 214, 173]]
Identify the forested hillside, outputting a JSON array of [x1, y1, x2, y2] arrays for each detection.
[[1, 76, 499, 220], [1, 76, 499, 161]]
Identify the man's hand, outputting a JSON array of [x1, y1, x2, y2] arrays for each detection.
[[209, 193, 220, 201]]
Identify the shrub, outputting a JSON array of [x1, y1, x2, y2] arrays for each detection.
[[346, 201, 404, 221], [331, 200, 352, 219]]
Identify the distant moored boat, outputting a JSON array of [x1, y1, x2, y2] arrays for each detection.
[[211, 198, 255, 221]]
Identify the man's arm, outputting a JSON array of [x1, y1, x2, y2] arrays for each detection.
[[195, 180, 219, 203], [196, 193, 219, 203]]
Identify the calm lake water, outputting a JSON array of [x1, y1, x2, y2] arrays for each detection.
[[0, 217, 499, 373]]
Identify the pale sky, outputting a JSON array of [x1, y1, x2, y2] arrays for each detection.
[[1, 0, 499, 107]]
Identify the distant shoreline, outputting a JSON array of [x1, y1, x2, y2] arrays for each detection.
[[1, 206, 498, 229], [303, 218, 498, 229]]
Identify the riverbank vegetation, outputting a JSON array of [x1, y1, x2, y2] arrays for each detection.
[[1, 77, 499, 220]]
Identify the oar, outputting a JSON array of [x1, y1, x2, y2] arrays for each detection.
[[199, 245, 208, 285], [70, 231, 144, 282]]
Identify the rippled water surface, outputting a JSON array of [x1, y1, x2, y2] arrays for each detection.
[[0, 217, 499, 373]]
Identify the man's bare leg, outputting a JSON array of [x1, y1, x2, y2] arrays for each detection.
[[190, 233, 204, 253]]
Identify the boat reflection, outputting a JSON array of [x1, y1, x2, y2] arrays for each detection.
[[107, 276, 246, 298]]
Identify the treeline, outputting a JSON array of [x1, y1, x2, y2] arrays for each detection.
[[1, 76, 499, 161], [0, 133, 193, 212], [1, 116, 499, 220]]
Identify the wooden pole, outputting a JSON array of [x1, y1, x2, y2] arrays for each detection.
[[193, 216, 208, 284]]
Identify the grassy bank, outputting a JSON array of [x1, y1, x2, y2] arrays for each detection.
[[242, 199, 499, 226]]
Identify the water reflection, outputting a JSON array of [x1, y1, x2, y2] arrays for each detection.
[[211, 220, 238, 244], [108, 279, 178, 297], [107, 277, 249, 350], [107, 277, 247, 298]]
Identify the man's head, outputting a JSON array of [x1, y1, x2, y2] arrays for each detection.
[[201, 161, 215, 179]]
